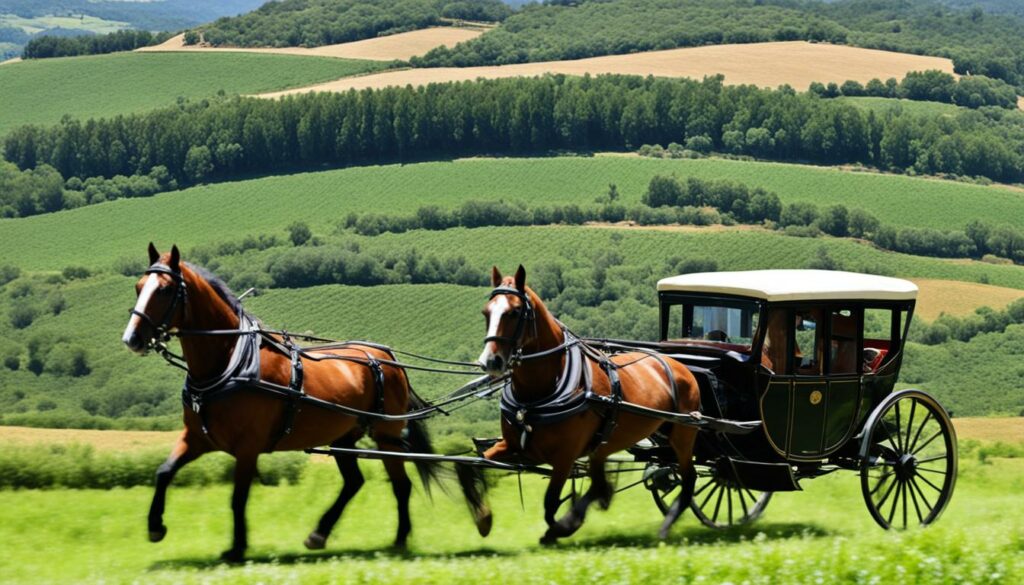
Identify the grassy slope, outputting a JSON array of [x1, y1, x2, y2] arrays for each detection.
[[0, 52, 387, 136], [3, 157, 1024, 271], [837, 96, 964, 116], [0, 457, 1020, 584]]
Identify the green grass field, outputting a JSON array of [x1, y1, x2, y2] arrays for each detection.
[[836, 96, 964, 117], [0, 13, 129, 35], [0, 52, 388, 136], [0, 454, 1020, 584], [3, 156, 1024, 272]]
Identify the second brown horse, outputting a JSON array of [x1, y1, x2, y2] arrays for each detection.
[[477, 265, 701, 543]]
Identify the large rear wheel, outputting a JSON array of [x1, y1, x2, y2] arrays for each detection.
[[860, 390, 957, 530]]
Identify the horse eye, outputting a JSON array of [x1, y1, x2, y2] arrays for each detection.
[[509, 309, 522, 318]]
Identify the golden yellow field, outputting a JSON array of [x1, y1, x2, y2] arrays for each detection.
[[911, 278, 1024, 320], [0, 426, 179, 451], [953, 417, 1024, 443], [259, 41, 955, 97], [137, 27, 483, 62]]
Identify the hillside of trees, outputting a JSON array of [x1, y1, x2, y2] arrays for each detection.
[[21, 30, 175, 60], [411, 0, 1024, 92], [189, 0, 511, 48], [5, 74, 1024, 219]]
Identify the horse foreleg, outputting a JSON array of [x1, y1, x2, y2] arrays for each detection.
[[552, 457, 611, 538], [539, 466, 572, 546], [305, 437, 364, 550], [660, 426, 698, 539], [148, 432, 208, 543], [222, 454, 258, 563]]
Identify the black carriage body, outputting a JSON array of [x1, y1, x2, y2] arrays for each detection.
[[655, 290, 916, 469]]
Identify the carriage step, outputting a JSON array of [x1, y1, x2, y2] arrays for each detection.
[[722, 458, 802, 492]]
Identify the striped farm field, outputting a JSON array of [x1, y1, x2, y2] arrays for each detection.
[[0, 52, 387, 136], [836, 96, 964, 117], [139, 27, 484, 61], [4, 156, 1024, 272], [259, 41, 955, 97]]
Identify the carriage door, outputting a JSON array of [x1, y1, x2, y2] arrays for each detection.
[[788, 309, 829, 458]]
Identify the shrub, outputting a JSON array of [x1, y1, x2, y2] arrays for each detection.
[[61, 266, 91, 280], [9, 302, 37, 329], [287, 221, 312, 246], [0, 264, 19, 286]]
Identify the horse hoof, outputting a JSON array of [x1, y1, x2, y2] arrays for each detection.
[[539, 534, 559, 546], [475, 509, 493, 538], [148, 526, 167, 543], [220, 548, 245, 564], [304, 532, 327, 550]]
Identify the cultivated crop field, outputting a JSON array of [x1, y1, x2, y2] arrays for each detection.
[[259, 41, 955, 97], [3, 156, 1024, 271], [837, 96, 964, 117], [0, 52, 387, 136], [910, 278, 1024, 320], [0, 452, 1020, 584], [139, 27, 484, 61]]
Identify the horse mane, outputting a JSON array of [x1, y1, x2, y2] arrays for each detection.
[[186, 262, 244, 315]]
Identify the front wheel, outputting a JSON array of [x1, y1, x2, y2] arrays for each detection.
[[646, 461, 772, 528], [860, 390, 958, 530]]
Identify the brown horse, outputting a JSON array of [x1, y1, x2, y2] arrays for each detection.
[[477, 266, 701, 543], [122, 244, 490, 561]]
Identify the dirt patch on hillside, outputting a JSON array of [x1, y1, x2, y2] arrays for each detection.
[[0, 426, 178, 451], [259, 41, 955, 97], [954, 417, 1024, 443], [138, 27, 483, 62], [911, 278, 1024, 321], [0, 57, 21, 66]]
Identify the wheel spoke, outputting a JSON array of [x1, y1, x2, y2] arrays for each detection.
[[693, 479, 714, 498], [699, 483, 720, 510], [907, 477, 923, 525], [737, 487, 750, 519], [727, 486, 734, 525], [912, 429, 944, 456], [869, 471, 895, 496], [894, 400, 904, 452], [915, 453, 948, 465], [886, 479, 902, 526], [875, 474, 899, 510], [901, 481, 909, 529], [915, 471, 945, 493], [904, 400, 918, 453], [712, 482, 725, 524], [915, 466, 949, 477], [909, 476, 933, 514], [908, 410, 933, 454]]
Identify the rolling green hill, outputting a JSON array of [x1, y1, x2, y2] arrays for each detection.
[[836, 97, 964, 117], [0, 52, 388, 136], [3, 156, 1024, 272]]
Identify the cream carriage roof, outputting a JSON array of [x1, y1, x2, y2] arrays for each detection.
[[657, 270, 918, 302]]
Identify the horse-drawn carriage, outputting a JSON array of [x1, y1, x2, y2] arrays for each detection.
[[124, 247, 957, 559], [616, 269, 958, 530]]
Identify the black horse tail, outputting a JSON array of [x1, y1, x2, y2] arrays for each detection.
[[404, 393, 445, 497]]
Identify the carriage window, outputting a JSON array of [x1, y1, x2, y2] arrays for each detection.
[[794, 309, 824, 375], [829, 308, 860, 375], [661, 300, 759, 351], [864, 308, 902, 373]]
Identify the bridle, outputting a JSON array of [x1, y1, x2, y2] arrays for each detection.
[[129, 262, 187, 349], [483, 286, 536, 363]]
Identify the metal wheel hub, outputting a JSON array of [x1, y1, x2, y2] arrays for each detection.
[[893, 453, 918, 482]]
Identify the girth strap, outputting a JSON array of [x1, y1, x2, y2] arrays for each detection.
[[588, 359, 623, 451]]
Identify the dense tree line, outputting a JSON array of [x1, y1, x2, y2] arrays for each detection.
[[22, 30, 175, 60], [191, 0, 510, 48], [811, 71, 1018, 109], [412, 0, 848, 66], [7, 74, 1024, 193]]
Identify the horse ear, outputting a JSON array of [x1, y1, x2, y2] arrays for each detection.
[[514, 265, 526, 291], [490, 266, 502, 287], [169, 245, 181, 272], [148, 242, 159, 265]]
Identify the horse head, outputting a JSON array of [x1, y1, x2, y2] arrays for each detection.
[[122, 243, 187, 354], [479, 264, 544, 377]]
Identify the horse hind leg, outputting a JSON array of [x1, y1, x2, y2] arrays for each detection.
[[148, 433, 207, 543], [550, 456, 612, 540], [305, 435, 365, 550], [659, 426, 698, 540], [381, 456, 413, 549]]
